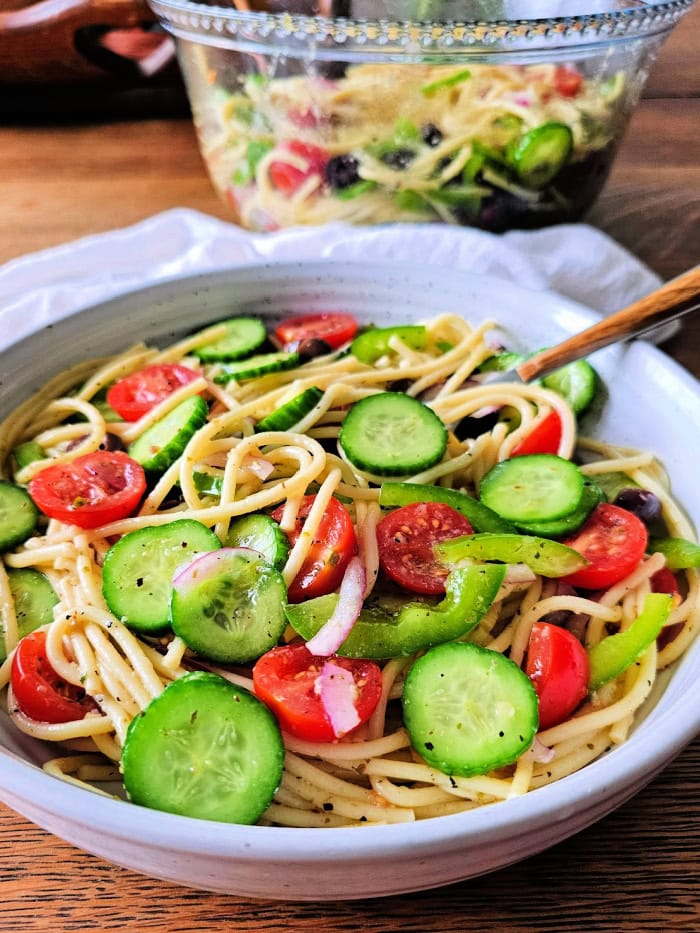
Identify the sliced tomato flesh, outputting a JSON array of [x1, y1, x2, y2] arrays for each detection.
[[554, 65, 583, 97], [28, 450, 146, 529], [252, 643, 382, 742], [268, 141, 329, 196], [561, 503, 648, 590], [525, 621, 589, 730], [11, 630, 99, 723], [271, 495, 358, 602], [511, 410, 563, 457], [106, 363, 200, 422], [274, 312, 358, 351], [376, 501, 474, 596]]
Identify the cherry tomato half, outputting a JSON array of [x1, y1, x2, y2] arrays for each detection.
[[268, 141, 329, 196], [651, 567, 680, 596], [253, 643, 382, 742], [376, 502, 474, 596], [29, 450, 146, 529], [554, 65, 583, 98], [11, 630, 99, 723], [525, 622, 589, 730], [511, 410, 563, 457], [271, 495, 358, 603], [652, 568, 683, 649], [274, 312, 359, 351], [106, 363, 200, 422], [561, 503, 648, 591]]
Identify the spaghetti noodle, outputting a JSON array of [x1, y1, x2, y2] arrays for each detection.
[[0, 309, 697, 827]]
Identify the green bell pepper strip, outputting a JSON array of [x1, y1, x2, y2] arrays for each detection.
[[590, 471, 637, 502], [588, 592, 673, 691], [12, 441, 45, 470], [285, 563, 505, 660], [350, 325, 427, 364], [648, 536, 700, 570], [434, 532, 588, 578], [421, 69, 472, 96], [379, 482, 516, 534]]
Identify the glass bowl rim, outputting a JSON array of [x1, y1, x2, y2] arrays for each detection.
[[147, 0, 694, 49]]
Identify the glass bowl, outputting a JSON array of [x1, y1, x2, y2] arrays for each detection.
[[147, 0, 693, 232]]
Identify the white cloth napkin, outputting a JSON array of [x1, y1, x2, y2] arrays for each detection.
[[0, 208, 662, 348]]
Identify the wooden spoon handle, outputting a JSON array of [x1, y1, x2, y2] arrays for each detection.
[[517, 265, 700, 383]]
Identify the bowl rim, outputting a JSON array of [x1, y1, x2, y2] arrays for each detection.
[[0, 259, 699, 870], [147, 0, 694, 56]]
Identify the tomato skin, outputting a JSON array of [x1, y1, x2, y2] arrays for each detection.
[[11, 630, 99, 723], [511, 410, 563, 457], [29, 450, 146, 529], [561, 503, 648, 590], [554, 66, 583, 97], [274, 312, 359, 351], [376, 502, 474, 596], [651, 567, 679, 595], [252, 643, 382, 741], [271, 495, 358, 602], [525, 622, 589, 730], [106, 363, 200, 422], [268, 141, 329, 196]]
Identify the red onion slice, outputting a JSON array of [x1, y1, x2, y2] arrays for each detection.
[[242, 456, 274, 481], [305, 556, 366, 657], [316, 660, 360, 738]]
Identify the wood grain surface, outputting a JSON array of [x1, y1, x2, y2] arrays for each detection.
[[0, 5, 699, 930]]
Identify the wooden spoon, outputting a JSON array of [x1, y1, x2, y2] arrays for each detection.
[[490, 264, 700, 385]]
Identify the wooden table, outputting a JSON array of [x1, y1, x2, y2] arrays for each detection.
[[1, 6, 699, 931]]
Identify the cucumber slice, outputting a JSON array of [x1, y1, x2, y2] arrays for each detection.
[[170, 547, 288, 663], [479, 454, 584, 524], [224, 514, 290, 569], [479, 352, 598, 416], [508, 121, 573, 189], [339, 392, 447, 476], [213, 351, 300, 385], [0, 481, 39, 552], [515, 476, 606, 537], [351, 325, 427, 364], [542, 360, 598, 415], [1, 568, 59, 662], [402, 641, 538, 777], [255, 386, 323, 433], [102, 519, 221, 634], [193, 316, 266, 362], [128, 395, 208, 473], [477, 350, 523, 374], [122, 671, 283, 824]]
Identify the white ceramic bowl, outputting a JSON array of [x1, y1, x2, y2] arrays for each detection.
[[1, 261, 699, 899]]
